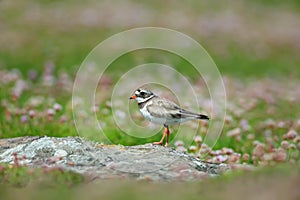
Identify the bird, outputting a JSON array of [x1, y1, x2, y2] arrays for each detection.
[[129, 88, 209, 147]]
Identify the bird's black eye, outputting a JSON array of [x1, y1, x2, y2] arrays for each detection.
[[140, 91, 145, 96]]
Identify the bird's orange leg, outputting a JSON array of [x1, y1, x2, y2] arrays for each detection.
[[153, 126, 168, 146], [164, 127, 170, 147]]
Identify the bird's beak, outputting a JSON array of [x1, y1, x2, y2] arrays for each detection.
[[129, 95, 136, 100]]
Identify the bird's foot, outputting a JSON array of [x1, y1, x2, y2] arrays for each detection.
[[153, 141, 163, 145], [164, 142, 168, 147]]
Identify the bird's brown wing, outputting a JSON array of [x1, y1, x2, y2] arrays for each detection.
[[147, 97, 199, 120], [146, 96, 209, 122], [146, 98, 179, 118]]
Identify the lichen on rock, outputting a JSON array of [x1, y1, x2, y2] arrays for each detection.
[[0, 136, 228, 181]]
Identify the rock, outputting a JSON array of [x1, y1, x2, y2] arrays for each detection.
[[0, 136, 228, 181]]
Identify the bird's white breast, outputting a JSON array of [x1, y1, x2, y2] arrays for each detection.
[[139, 101, 166, 125], [140, 103, 152, 120]]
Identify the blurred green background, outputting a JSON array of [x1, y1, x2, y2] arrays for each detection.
[[1, 0, 300, 78]]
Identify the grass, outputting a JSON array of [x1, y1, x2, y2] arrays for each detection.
[[0, 164, 299, 200], [1, 0, 300, 78], [0, 0, 300, 198], [0, 163, 83, 188]]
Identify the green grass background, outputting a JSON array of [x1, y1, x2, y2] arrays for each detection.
[[1, 0, 300, 78]]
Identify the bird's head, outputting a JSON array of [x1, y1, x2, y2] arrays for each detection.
[[129, 88, 155, 103]]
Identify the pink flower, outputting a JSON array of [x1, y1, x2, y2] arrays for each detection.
[[287, 130, 298, 140], [294, 136, 300, 143], [273, 149, 287, 162], [174, 140, 184, 147], [242, 153, 249, 161], [228, 153, 240, 163], [200, 143, 208, 149], [227, 128, 241, 138], [12, 80, 28, 99], [194, 135, 202, 143], [277, 121, 286, 128], [221, 147, 234, 155], [189, 145, 197, 152], [28, 69, 38, 81], [213, 155, 228, 163], [265, 119, 276, 129], [262, 153, 273, 161], [21, 115, 29, 124], [47, 108, 55, 116], [288, 144, 296, 149], [209, 150, 218, 156], [28, 110, 36, 118], [199, 148, 208, 154], [281, 140, 289, 149], [59, 115, 68, 123], [240, 119, 251, 131], [53, 103, 62, 112], [273, 135, 279, 142], [252, 144, 264, 157], [224, 115, 233, 125]]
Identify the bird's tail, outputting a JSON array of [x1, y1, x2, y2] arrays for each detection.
[[197, 114, 209, 120], [180, 109, 210, 120]]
